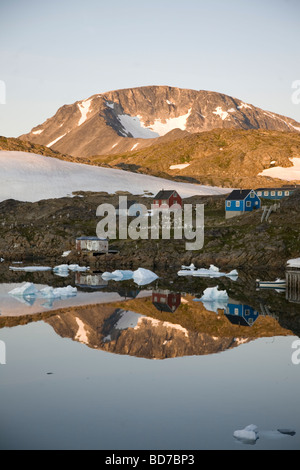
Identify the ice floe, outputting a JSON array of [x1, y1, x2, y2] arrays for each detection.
[[178, 264, 238, 279], [233, 424, 258, 444], [8, 282, 77, 307], [53, 264, 89, 273], [101, 268, 158, 286], [8, 282, 39, 298], [233, 424, 296, 445], [193, 286, 229, 313], [9, 266, 52, 272]]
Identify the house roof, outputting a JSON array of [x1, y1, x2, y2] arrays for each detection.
[[255, 186, 299, 191], [153, 189, 178, 200], [152, 302, 178, 313], [224, 313, 250, 327], [226, 189, 253, 201]]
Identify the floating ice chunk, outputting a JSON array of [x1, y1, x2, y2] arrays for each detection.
[[233, 424, 258, 444], [227, 269, 238, 277], [101, 270, 133, 280], [9, 266, 52, 272], [132, 268, 158, 286], [208, 264, 219, 272], [53, 264, 89, 273], [53, 264, 69, 272], [8, 282, 39, 297], [39, 285, 77, 299], [101, 268, 158, 286], [68, 264, 89, 272], [200, 286, 228, 301], [178, 264, 238, 279]]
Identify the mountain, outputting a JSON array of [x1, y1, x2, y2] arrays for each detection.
[[19, 85, 300, 159]]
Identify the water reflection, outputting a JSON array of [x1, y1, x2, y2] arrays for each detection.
[[224, 301, 260, 327], [152, 289, 181, 313]]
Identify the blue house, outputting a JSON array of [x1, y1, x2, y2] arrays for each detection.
[[225, 189, 261, 219], [224, 301, 260, 327], [255, 186, 299, 200]]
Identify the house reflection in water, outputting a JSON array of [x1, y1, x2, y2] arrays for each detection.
[[117, 288, 141, 300], [286, 267, 300, 304], [224, 300, 260, 327], [152, 289, 181, 313], [75, 272, 108, 289]]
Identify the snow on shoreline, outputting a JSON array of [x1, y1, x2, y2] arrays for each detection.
[[0, 151, 230, 203]]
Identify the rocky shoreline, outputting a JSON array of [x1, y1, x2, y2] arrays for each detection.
[[0, 190, 299, 274]]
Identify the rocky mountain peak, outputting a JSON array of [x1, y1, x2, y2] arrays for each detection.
[[19, 85, 300, 158]]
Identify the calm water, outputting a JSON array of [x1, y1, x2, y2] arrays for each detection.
[[0, 266, 299, 450]]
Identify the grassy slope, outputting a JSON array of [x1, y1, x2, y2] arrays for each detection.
[[89, 128, 300, 188]]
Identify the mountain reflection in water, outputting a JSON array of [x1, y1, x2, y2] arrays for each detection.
[[0, 287, 292, 360]]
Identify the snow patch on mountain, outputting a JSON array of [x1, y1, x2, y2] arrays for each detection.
[[77, 98, 92, 126], [117, 114, 159, 139], [117, 108, 192, 139], [237, 102, 252, 110], [258, 157, 300, 180], [213, 107, 229, 121], [47, 133, 67, 147], [169, 163, 190, 170]]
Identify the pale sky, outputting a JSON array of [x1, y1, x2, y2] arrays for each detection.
[[0, 0, 299, 137]]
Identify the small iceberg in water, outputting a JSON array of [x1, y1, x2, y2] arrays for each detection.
[[193, 286, 229, 313], [233, 424, 296, 445], [177, 264, 238, 279], [233, 424, 259, 445], [8, 282, 39, 297], [8, 282, 78, 306], [101, 268, 158, 286], [39, 285, 77, 299]]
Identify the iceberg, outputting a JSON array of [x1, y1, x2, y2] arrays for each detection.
[[101, 270, 134, 280], [8, 282, 39, 297], [233, 424, 258, 444], [200, 286, 228, 301], [9, 266, 52, 272], [101, 268, 158, 286], [132, 268, 158, 286], [53, 264, 89, 273], [39, 285, 77, 299], [193, 286, 228, 313], [177, 264, 238, 279]]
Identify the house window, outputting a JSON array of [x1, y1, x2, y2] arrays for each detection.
[[154, 296, 158, 302], [246, 201, 251, 207], [245, 309, 250, 315], [234, 308, 239, 315], [285, 191, 289, 196], [271, 191, 275, 196], [264, 191, 269, 196], [227, 201, 231, 207], [236, 201, 240, 207], [257, 191, 262, 196], [278, 191, 282, 196], [250, 192, 255, 198]]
